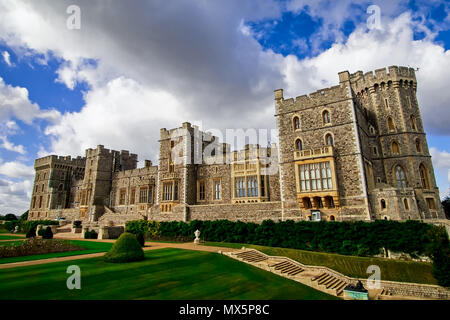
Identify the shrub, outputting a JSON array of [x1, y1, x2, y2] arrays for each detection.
[[0, 238, 84, 258], [43, 226, 53, 239], [4, 221, 18, 232], [37, 228, 46, 237], [84, 230, 98, 239], [103, 232, 144, 263], [4, 214, 17, 221], [26, 228, 36, 238], [136, 233, 145, 247]]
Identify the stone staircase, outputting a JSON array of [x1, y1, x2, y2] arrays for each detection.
[[235, 250, 268, 263], [311, 272, 349, 296], [227, 248, 354, 298], [269, 260, 305, 277]]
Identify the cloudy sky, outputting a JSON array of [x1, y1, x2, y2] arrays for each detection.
[[0, 0, 449, 214]]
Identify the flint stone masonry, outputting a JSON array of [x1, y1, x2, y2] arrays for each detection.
[[28, 66, 445, 226]]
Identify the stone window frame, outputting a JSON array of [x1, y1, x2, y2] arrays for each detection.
[[403, 198, 410, 211], [212, 178, 221, 201], [292, 115, 301, 131], [119, 188, 126, 205], [414, 137, 422, 153], [380, 199, 387, 210], [393, 164, 407, 188], [419, 163, 430, 190], [129, 187, 136, 205], [324, 132, 334, 146], [391, 140, 400, 155], [197, 179, 206, 202], [369, 125, 376, 135], [322, 109, 331, 126], [387, 116, 396, 132], [295, 138, 303, 151], [410, 115, 417, 131], [162, 180, 179, 202], [425, 197, 436, 210]]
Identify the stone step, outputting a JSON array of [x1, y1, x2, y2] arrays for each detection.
[[287, 268, 304, 276], [273, 261, 291, 270], [311, 273, 327, 282], [279, 264, 300, 274], [318, 274, 333, 285]]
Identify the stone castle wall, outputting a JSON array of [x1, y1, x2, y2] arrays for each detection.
[[28, 65, 445, 225]]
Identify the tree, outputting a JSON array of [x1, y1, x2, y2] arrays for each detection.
[[4, 214, 18, 221], [20, 211, 29, 221], [442, 196, 450, 219]]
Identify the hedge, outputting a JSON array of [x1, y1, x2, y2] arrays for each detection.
[[4, 220, 58, 233]]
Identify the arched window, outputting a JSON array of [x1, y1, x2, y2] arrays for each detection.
[[391, 141, 400, 154], [325, 133, 334, 146], [403, 198, 409, 210], [387, 117, 395, 132], [322, 110, 331, 125], [419, 164, 430, 189], [381, 199, 386, 210], [415, 138, 422, 152], [295, 139, 303, 151], [293, 116, 300, 130], [410, 115, 417, 131], [395, 165, 407, 188]]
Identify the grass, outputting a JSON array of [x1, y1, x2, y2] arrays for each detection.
[[0, 240, 24, 247], [0, 234, 25, 240], [0, 240, 113, 264], [0, 248, 336, 300], [204, 242, 437, 285]]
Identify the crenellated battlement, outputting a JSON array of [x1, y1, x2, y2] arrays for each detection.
[[274, 84, 349, 114], [34, 154, 86, 169], [348, 66, 416, 91]]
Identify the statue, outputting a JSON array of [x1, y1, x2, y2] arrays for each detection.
[[14, 226, 19, 233], [194, 229, 201, 244]]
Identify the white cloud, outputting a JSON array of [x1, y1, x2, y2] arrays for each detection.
[[0, 161, 34, 180], [0, 136, 26, 154], [2, 51, 12, 66], [0, 178, 32, 215], [430, 147, 450, 198], [0, 77, 60, 124], [278, 12, 450, 136], [0, 1, 449, 209]]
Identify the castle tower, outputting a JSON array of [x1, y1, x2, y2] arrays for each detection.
[[30, 155, 85, 219], [348, 66, 444, 220], [80, 145, 137, 222]]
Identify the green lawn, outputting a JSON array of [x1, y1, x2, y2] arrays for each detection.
[[0, 240, 113, 264], [0, 240, 24, 247], [0, 234, 25, 240], [204, 242, 437, 285], [0, 248, 336, 300]]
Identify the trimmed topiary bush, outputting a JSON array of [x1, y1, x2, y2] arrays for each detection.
[[26, 228, 36, 238], [103, 232, 144, 263], [136, 233, 145, 247], [43, 226, 53, 239], [37, 228, 46, 237], [84, 230, 98, 239]]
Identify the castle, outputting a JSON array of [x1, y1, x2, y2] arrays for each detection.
[[28, 66, 445, 226]]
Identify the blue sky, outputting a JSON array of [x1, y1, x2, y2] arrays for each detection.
[[0, 0, 449, 214]]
